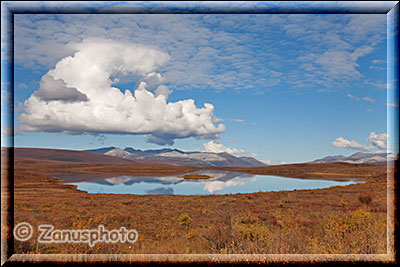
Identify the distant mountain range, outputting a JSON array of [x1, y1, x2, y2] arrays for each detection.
[[12, 147, 137, 165], [8, 146, 396, 168], [84, 147, 266, 167], [313, 152, 397, 165]]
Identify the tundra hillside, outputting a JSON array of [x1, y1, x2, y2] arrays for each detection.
[[3, 149, 393, 254]]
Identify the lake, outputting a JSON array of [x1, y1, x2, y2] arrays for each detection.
[[55, 170, 361, 195]]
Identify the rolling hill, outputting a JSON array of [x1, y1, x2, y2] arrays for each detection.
[[11, 147, 137, 165], [85, 147, 266, 167], [313, 152, 397, 165]]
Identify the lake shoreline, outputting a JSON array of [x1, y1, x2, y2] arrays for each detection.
[[10, 155, 390, 254], [54, 170, 363, 196]]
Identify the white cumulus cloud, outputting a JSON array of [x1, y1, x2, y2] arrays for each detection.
[[18, 39, 226, 145], [332, 137, 374, 151], [332, 131, 389, 151], [261, 159, 272, 164], [203, 141, 247, 156], [34, 75, 89, 103], [367, 132, 388, 149]]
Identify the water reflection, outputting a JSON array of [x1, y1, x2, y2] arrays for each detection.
[[57, 170, 360, 195], [146, 187, 174, 195]]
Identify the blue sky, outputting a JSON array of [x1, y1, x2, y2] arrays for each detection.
[[1, 2, 398, 164]]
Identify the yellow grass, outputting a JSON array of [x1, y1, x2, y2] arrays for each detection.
[[6, 156, 392, 255]]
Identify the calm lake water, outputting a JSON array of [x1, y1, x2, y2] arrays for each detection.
[[56, 170, 361, 195]]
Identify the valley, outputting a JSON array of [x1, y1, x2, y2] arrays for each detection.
[[2, 147, 393, 256]]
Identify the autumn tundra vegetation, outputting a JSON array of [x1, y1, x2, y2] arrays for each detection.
[[2, 148, 393, 255]]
